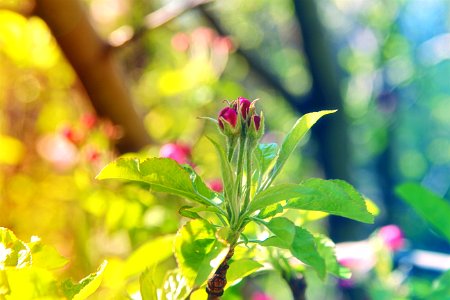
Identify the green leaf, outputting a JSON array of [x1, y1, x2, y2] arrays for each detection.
[[396, 183, 450, 243], [226, 259, 263, 287], [207, 137, 235, 200], [182, 165, 218, 203], [261, 110, 336, 189], [261, 218, 295, 247], [254, 143, 278, 176], [257, 203, 284, 219], [315, 234, 351, 279], [427, 269, 450, 300], [260, 218, 326, 279], [3, 267, 58, 298], [125, 235, 174, 277], [96, 158, 217, 206], [179, 206, 203, 220], [158, 269, 190, 300], [139, 269, 157, 300], [273, 179, 374, 223], [0, 270, 9, 296], [249, 184, 294, 213], [250, 179, 374, 223], [62, 260, 107, 300], [0, 227, 31, 269], [174, 219, 229, 289], [29, 243, 69, 270]]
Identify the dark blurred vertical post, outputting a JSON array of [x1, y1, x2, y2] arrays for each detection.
[[34, 0, 151, 153], [292, 0, 363, 241]]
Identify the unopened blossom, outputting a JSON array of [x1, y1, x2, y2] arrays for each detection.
[[233, 97, 251, 119], [218, 107, 238, 130]]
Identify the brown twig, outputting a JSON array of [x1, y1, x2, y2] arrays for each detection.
[[109, 0, 213, 49], [206, 248, 234, 300]]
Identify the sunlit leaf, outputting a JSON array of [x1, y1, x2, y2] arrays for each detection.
[[0, 227, 31, 269], [261, 110, 337, 189], [251, 179, 374, 223], [315, 234, 351, 279], [125, 235, 174, 277], [427, 269, 450, 300], [62, 260, 107, 300], [158, 269, 191, 300], [4, 267, 58, 299], [260, 218, 326, 279], [365, 198, 380, 216], [96, 158, 217, 206], [179, 206, 203, 220], [174, 219, 229, 289], [257, 203, 284, 219], [226, 259, 263, 287], [139, 269, 157, 300], [396, 183, 450, 243], [0, 270, 10, 296], [207, 137, 235, 201], [254, 143, 278, 178], [29, 243, 69, 270]]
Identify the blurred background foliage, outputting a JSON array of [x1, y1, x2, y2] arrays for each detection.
[[1, 0, 450, 299]]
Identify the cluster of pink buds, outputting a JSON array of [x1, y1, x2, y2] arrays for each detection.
[[217, 97, 264, 143]]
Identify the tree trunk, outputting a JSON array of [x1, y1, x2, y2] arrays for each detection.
[[34, 0, 150, 153], [293, 0, 364, 241]]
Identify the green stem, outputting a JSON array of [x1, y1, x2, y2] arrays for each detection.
[[232, 134, 246, 229], [242, 141, 253, 213], [226, 136, 237, 162]]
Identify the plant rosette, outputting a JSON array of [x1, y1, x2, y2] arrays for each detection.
[[97, 97, 374, 299]]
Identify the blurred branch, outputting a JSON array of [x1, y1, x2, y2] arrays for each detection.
[[34, 0, 151, 153], [1, 1, 36, 17], [292, 0, 355, 241], [197, 6, 311, 112], [110, 0, 213, 49]]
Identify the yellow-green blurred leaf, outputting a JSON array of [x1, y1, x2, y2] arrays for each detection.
[[0, 135, 25, 165], [62, 260, 108, 300], [125, 235, 174, 277]]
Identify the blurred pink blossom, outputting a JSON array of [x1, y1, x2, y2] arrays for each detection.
[[159, 143, 192, 165], [61, 126, 83, 145], [336, 240, 376, 274], [251, 291, 273, 300], [37, 134, 78, 170], [207, 179, 223, 193], [81, 113, 98, 130], [86, 148, 101, 163], [171, 33, 190, 52], [378, 225, 405, 251]]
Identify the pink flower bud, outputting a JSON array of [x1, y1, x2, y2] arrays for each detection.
[[233, 97, 251, 119], [159, 143, 192, 165], [378, 225, 404, 251], [207, 179, 223, 193], [251, 115, 261, 130], [218, 107, 238, 129]]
